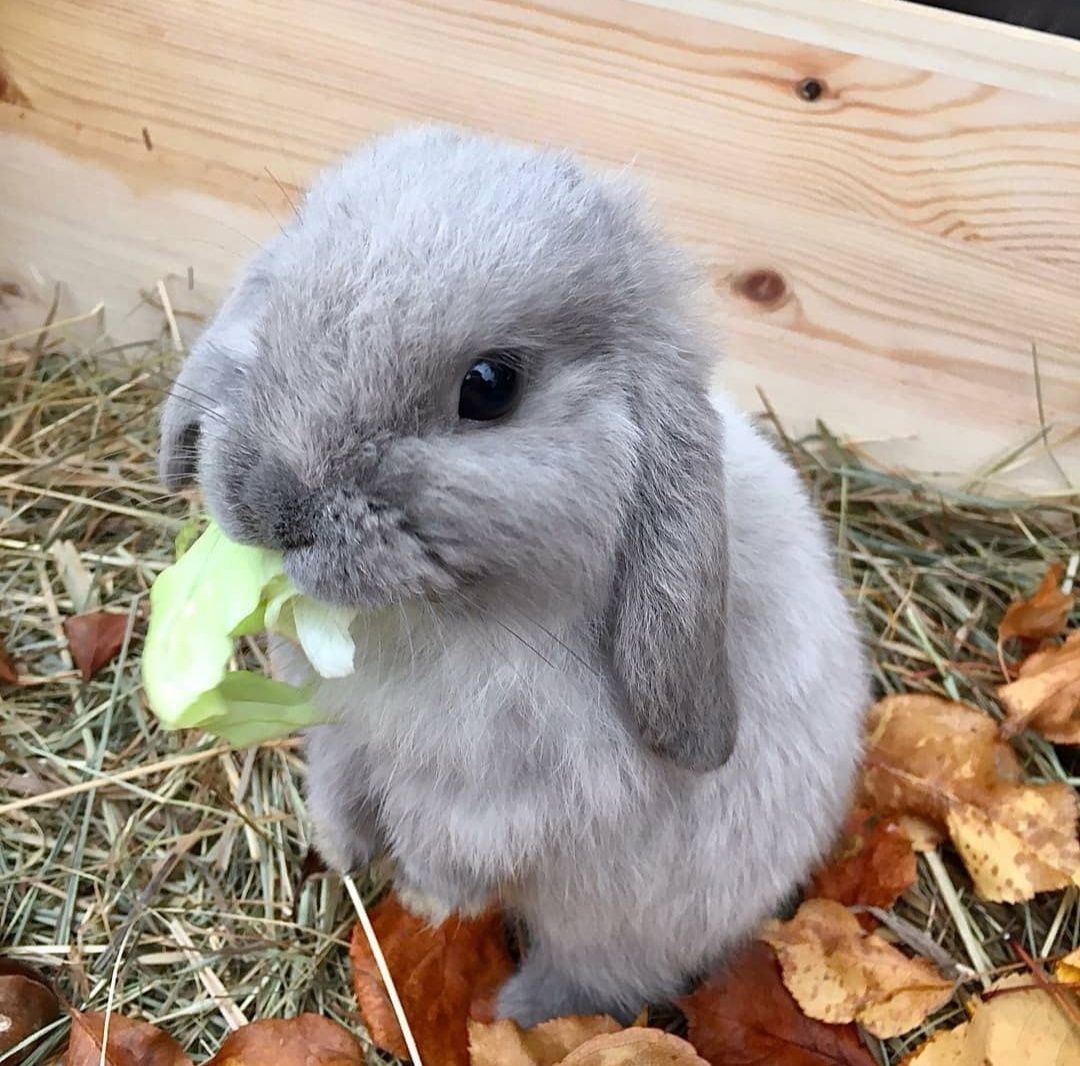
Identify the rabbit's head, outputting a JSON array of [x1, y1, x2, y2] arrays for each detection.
[[161, 127, 735, 770]]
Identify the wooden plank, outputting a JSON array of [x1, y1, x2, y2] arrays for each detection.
[[653, 0, 1080, 104], [1, 0, 1078, 489]]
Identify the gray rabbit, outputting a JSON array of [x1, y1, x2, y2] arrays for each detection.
[[160, 127, 868, 1026]]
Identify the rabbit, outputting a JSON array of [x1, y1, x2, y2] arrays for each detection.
[[159, 126, 869, 1026]]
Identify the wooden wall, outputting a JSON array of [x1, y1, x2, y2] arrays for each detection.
[[1, 0, 1078, 490]]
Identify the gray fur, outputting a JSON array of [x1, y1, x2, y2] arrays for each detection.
[[159, 126, 868, 1025]]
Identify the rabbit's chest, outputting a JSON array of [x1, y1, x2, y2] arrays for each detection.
[[302, 602, 617, 780]]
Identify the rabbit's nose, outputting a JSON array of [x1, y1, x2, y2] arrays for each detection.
[[245, 455, 320, 551]]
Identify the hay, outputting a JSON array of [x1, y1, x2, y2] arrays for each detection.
[[1, 314, 1077, 1065]]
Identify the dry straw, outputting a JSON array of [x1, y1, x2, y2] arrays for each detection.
[[1, 310, 1077, 1064]]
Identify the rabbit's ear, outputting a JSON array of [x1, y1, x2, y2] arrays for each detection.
[[607, 375, 736, 772], [158, 279, 263, 489]]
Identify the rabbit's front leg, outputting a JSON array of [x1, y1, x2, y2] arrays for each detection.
[[304, 725, 383, 874]]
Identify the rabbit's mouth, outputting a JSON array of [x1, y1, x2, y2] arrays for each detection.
[[279, 519, 461, 611]]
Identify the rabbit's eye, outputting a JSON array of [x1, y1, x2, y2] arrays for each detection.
[[458, 357, 521, 422]]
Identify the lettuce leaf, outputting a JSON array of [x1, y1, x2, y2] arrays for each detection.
[[142, 520, 357, 744]]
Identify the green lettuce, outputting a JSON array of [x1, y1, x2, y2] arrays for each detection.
[[142, 520, 357, 745]]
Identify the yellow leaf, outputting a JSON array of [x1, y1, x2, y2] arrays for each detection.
[[558, 1028, 708, 1065], [947, 787, 1080, 902], [859, 694, 1080, 902], [998, 630, 1080, 745], [1054, 947, 1080, 985], [468, 1016, 622, 1066], [760, 899, 953, 1039], [904, 974, 1080, 1065]]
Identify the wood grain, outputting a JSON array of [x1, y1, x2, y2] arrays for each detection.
[[1, 0, 1078, 488]]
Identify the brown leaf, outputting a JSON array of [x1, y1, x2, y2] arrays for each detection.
[[64, 1010, 193, 1066], [559, 1028, 708, 1065], [859, 694, 1080, 901], [349, 892, 514, 1066], [0, 634, 18, 685], [205, 1015, 364, 1066], [63, 612, 130, 682], [468, 1015, 621, 1066], [903, 973, 1080, 1065], [760, 899, 953, 1039], [679, 942, 874, 1066], [807, 806, 917, 910], [998, 563, 1074, 645], [998, 630, 1080, 744], [0, 961, 60, 1064]]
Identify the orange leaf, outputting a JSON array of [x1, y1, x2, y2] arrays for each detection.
[[998, 564, 1074, 645], [559, 1028, 708, 1065], [468, 1015, 622, 1066], [808, 807, 917, 910], [205, 1015, 364, 1066], [859, 694, 1080, 901], [0, 961, 59, 1065], [63, 612, 130, 682], [679, 942, 874, 1066], [760, 899, 953, 1039], [998, 630, 1080, 744], [349, 892, 514, 1066], [0, 634, 18, 685], [64, 1011, 193, 1066]]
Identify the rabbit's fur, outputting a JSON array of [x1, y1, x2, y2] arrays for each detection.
[[160, 127, 868, 1025]]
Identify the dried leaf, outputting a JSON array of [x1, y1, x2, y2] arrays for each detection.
[[860, 694, 1080, 901], [808, 807, 917, 910], [559, 1028, 708, 1065], [998, 630, 1080, 744], [679, 941, 874, 1066], [760, 899, 953, 1039], [349, 892, 514, 1066], [998, 563, 1074, 645], [904, 973, 1080, 1065], [63, 611, 130, 682], [468, 1015, 621, 1066], [205, 1015, 364, 1065], [0, 634, 17, 685], [64, 1011, 193, 1066], [947, 784, 1080, 902], [1054, 947, 1080, 985], [0, 961, 60, 1064]]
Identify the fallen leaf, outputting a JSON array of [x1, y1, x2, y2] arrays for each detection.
[[559, 1028, 708, 1065], [947, 784, 1080, 902], [807, 806, 917, 910], [903, 973, 1080, 1065], [998, 630, 1080, 744], [998, 563, 1074, 645], [469, 1015, 621, 1066], [860, 694, 1080, 901], [760, 899, 953, 1039], [0, 635, 17, 685], [1054, 947, 1080, 984], [349, 892, 514, 1066], [64, 1010, 193, 1066], [678, 941, 874, 1066], [206, 1015, 364, 1065], [0, 961, 59, 1064], [63, 611, 130, 682]]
